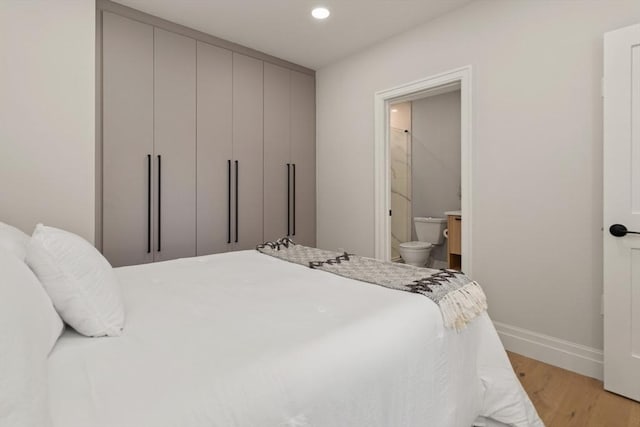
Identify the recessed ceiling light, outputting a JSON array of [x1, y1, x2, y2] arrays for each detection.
[[391, 108, 398, 113], [311, 7, 330, 20]]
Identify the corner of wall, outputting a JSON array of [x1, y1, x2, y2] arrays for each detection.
[[494, 321, 604, 380]]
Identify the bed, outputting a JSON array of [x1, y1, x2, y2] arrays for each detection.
[[47, 249, 542, 427]]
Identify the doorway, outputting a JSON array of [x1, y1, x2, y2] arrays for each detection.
[[374, 66, 473, 274], [389, 89, 461, 268]]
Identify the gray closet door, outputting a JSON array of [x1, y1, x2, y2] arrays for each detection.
[[263, 63, 291, 242], [196, 41, 233, 255], [153, 28, 197, 261], [102, 12, 154, 267], [290, 70, 316, 247], [232, 53, 264, 250]]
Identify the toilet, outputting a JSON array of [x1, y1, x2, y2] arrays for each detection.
[[398, 217, 447, 267]]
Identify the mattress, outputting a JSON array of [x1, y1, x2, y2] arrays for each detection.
[[47, 250, 542, 427]]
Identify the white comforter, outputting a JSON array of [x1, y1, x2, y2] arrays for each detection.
[[48, 250, 542, 427]]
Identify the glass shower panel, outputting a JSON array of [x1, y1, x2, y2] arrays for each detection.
[[390, 127, 411, 260]]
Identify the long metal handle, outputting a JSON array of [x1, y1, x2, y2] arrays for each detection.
[[157, 154, 161, 252], [147, 154, 151, 253], [287, 163, 291, 236], [610, 224, 640, 237], [292, 163, 296, 236], [227, 160, 231, 244], [235, 160, 239, 243]]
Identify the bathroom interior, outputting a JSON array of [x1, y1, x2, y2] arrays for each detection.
[[390, 87, 462, 269]]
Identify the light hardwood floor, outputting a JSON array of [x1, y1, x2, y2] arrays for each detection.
[[507, 352, 640, 426]]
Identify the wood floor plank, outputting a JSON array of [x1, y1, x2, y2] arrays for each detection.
[[628, 402, 640, 427], [549, 372, 600, 427], [507, 351, 640, 426], [586, 390, 631, 427], [510, 355, 571, 423]]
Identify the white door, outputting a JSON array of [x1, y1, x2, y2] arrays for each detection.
[[603, 23, 640, 401]]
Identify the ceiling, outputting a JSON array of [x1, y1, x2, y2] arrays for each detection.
[[113, 0, 473, 70]]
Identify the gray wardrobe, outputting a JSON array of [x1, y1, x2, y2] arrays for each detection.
[[100, 10, 315, 267]]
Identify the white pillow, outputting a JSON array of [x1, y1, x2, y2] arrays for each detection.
[[0, 249, 63, 427], [0, 221, 30, 260], [26, 224, 125, 337]]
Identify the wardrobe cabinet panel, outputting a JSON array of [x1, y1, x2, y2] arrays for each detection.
[[102, 12, 154, 267], [196, 42, 233, 255], [290, 71, 316, 247], [232, 53, 264, 250], [153, 28, 197, 262], [263, 63, 291, 242], [100, 10, 314, 265]]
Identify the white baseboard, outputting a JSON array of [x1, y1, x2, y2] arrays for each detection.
[[493, 321, 603, 381]]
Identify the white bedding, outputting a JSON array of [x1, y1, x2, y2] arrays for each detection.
[[48, 250, 542, 427]]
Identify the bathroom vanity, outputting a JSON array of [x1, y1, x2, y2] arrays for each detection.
[[445, 211, 462, 270]]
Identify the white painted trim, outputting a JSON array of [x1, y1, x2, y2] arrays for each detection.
[[374, 66, 473, 275], [494, 321, 604, 381]]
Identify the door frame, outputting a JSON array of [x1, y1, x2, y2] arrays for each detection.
[[373, 66, 473, 274]]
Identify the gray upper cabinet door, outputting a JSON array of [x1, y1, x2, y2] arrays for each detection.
[[263, 63, 291, 242], [232, 53, 264, 250], [196, 41, 233, 255], [102, 12, 154, 267], [290, 70, 316, 247], [153, 28, 197, 262]]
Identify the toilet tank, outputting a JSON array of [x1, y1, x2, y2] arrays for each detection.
[[414, 217, 447, 244]]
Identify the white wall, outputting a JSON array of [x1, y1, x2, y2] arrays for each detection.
[[0, 0, 95, 241], [316, 0, 640, 353], [411, 91, 461, 250]]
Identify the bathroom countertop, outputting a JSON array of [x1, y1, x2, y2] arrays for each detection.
[[444, 210, 462, 217]]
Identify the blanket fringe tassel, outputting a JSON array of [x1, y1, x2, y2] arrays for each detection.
[[439, 281, 488, 331]]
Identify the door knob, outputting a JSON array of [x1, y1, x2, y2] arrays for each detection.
[[609, 224, 640, 237]]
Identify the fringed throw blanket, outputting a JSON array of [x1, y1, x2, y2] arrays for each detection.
[[256, 238, 487, 331]]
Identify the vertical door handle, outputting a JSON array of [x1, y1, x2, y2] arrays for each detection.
[[227, 160, 231, 244], [292, 163, 296, 236], [147, 154, 151, 253], [235, 160, 239, 243], [287, 163, 291, 236], [157, 154, 161, 252]]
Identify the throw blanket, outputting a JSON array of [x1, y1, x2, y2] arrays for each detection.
[[256, 238, 487, 331]]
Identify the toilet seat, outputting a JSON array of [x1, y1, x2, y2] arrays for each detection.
[[399, 241, 433, 250]]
